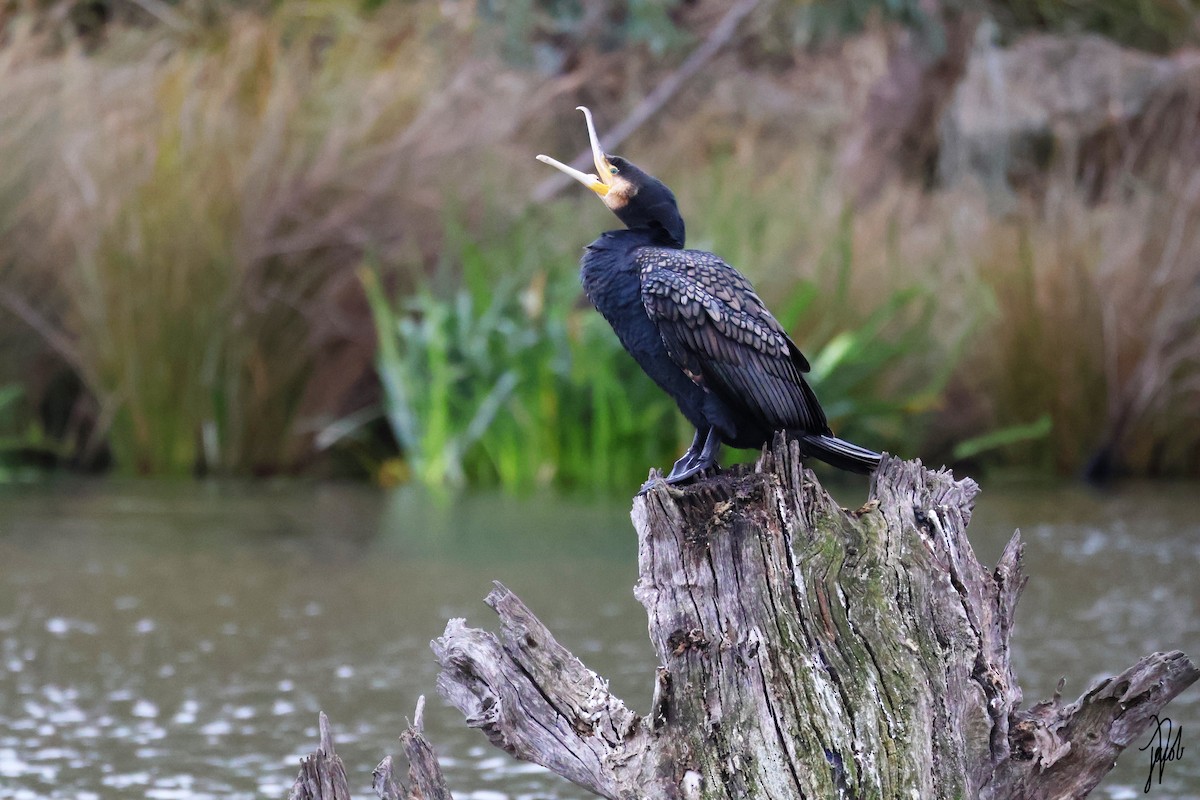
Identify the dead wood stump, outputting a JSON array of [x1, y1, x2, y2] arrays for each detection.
[[288, 701, 453, 800], [431, 441, 1197, 798]]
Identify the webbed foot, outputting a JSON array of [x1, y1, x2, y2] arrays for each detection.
[[647, 426, 723, 490], [663, 428, 706, 483]]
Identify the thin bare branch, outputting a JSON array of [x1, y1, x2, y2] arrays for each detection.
[[531, 0, 762, 203]]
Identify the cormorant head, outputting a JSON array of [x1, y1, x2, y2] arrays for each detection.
[[537, 107, 686, 248]]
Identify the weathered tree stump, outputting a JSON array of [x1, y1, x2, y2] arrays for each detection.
[[431, 441, 1197, 798], [288, 701, 454, 800], [287, 442, 1195, 797]]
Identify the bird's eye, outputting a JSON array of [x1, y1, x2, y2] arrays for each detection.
[[609, 166, 619, 175]]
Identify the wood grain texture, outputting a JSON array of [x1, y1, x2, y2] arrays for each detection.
[[432, 438, 1197, 798], [289, 701, 455, 800], [288, 713, 354, 800]]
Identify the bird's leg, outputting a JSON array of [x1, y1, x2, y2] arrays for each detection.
[[640, 428, 724, 493], [692, 425, 722, 475], [664, 428, 706, 483], [661, 427, 722, 486], [639, 428, 711, 494]]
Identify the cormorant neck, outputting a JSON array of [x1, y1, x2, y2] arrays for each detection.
[[601, 225, 681, 250], [628, 222, 684, 249], [611, 188, 686, 248]]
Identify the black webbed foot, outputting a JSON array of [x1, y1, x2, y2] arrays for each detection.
[[640, 427, 723, 493], [663, 428, 706, 483]]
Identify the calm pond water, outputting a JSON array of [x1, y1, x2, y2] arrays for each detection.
[[0, 475, 1196, 799]]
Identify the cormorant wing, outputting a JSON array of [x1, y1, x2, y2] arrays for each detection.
[[637, 247, 829, 434]]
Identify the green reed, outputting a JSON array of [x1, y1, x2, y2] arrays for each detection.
[[3, 2, 1195, 484], [361, 191, 953, 491], [361, 207, 688, 493]]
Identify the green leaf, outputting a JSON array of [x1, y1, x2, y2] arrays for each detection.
[[952, 414, 1054, 461]]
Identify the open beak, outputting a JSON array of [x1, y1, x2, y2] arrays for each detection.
[[536, 106, 613, 196]]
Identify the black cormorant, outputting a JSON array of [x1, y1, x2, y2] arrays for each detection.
[[538, 107, 882, 486]]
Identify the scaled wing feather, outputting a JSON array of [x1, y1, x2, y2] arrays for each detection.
[[638, 248, 828, 434]]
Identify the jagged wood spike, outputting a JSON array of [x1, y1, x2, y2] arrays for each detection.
[[291, 707, 455, 800], [288, 712, 353, 800]]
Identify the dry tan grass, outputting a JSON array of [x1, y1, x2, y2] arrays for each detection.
[[939, 164, 1200, 475], [648, 115, 1200, 475], [1, 5, 1196, 477], [0, 4, 568, 473]]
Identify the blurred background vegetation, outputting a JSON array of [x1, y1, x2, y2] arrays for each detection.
[[0, 0, 1197, 490]]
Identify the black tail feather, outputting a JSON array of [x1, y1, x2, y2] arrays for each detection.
[[798, 434, 882, 474]]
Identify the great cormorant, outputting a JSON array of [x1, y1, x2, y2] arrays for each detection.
[[538, 107, 882, 486]]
